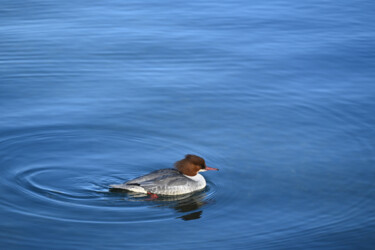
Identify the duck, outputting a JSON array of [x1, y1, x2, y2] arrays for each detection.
[[110, 154, 218, 198]]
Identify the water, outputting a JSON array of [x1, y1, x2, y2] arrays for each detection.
[[1, 0, 375, 249]]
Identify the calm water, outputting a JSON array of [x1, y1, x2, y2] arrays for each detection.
[[1, 0, 375, 249]]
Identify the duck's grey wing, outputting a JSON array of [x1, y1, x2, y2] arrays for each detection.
[[109, 168, 179, 191], [126, 168, 179, 184]]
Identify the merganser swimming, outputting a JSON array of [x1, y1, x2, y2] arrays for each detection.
[[110, 154, 218, 197]]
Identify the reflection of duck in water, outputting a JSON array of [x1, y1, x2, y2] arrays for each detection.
[[152, 191, 209, 221], [110, 155, 218, 199], [121, 189, 210, 221]]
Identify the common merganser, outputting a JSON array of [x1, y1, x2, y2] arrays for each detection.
[[110, 154, 218, 198]]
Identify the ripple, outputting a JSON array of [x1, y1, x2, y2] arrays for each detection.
[[0, 125, 220, 224]]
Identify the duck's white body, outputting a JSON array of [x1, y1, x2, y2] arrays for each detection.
[[110, 168, 207, 195]]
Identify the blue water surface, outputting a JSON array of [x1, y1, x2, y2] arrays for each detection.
[[1, 0, 375, 249]]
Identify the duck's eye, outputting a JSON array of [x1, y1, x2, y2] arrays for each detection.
[[201, 165, 206, 169]]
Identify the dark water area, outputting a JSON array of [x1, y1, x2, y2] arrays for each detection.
[[1, 0, 375, 249]]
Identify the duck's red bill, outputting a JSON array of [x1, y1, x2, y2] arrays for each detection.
[[206, 166, 219, 171]]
